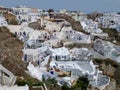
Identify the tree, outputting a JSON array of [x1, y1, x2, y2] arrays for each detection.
[[47, 9, 54, 13], [47, 78, 57, 87], [74, 76, 89, 90], [62, 83, 73, 90]]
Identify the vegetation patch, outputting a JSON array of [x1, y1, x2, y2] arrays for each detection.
[[93, 58, 119, 68], [87, 12, 103, 21], [102, 28, 120, 44]]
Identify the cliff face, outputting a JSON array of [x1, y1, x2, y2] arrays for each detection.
[[0, 27, 42, 87], [0, 27, 27, 76], [93, 58, 120, 90]]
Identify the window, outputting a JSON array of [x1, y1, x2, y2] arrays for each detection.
[[57, 56, 61, 59], [62, 56, 66, 59], [24, 54, 27, 61]]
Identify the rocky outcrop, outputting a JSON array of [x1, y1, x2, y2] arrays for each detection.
[[0, 27, 27, 76], [28, 21, 41, 30]]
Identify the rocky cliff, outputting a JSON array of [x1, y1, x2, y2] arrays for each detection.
[[0, 27, 43, 87], [0, 27, 27, 76]]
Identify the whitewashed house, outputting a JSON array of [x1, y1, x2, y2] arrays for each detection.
[[28, 30, 50, 40], [97, 13, 120, 28], [109, 24, 120, 32], [70, 48, 91, 61], [27, 62, 47, 81], [0, 14, 7, 26], [12, 5, 31, 23], [72, 12, 87, 22], [14, 26, 34, 42], [12, 5, 43, 24], [41, 17, 65, 32], [50, 47, 70, 61], [59, 9, 67, 14], [61, 29, 92, 44], [0, 85, 29, 90], [81, 19, 108, 39], [28, 8, 42, 22], [50, 60, 110, 89], [94, 39, 120, 62], [25, 30, 50, 48], [22, 46, 49, 65], [0, 64, 16, 86]]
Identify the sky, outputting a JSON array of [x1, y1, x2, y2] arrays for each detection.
[[0, 0, 120, 13]]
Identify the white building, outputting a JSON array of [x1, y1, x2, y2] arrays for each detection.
[[28, 8, 42, 23], [0, 64, 16, 86], [97, 13, 120, 29], [12, 6, 31, 23], [28, 30, 50, 40], [12, 6, 42, 24], [81, 19, 108, 39], [0, 85, 29, 90], [23, 46, 49, 65], [27, 62, 47, 81], [50, 47, 70, 61], [41, 17, 65, 32], [24, 30, 50, 48], [13, 26, 34, 42], [94, 39, 120, 62], [72, 12, 87, 22], [50, 60, 109, 89], [61, 29, 92, 44], [70, 48, 91, 60], [0, 14, 7, 26]]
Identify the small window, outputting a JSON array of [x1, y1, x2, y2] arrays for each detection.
[[24, 54, 27, 61]]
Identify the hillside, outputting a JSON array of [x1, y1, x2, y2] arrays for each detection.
[[0, 27, 26, 76], [3, 12, 18, 25], [0, 27, 43, 88], [102, 28, 120, 45]]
